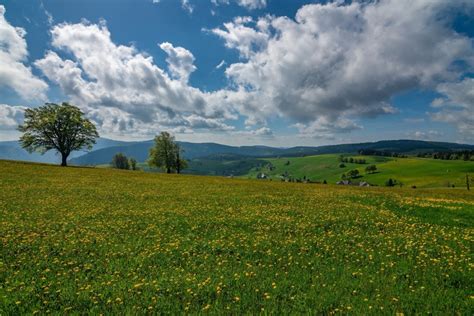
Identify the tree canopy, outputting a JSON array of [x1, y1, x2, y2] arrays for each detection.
[[148, 132, 187, 173], [18, 103, 98, 166], [111, 153, 130, 170]]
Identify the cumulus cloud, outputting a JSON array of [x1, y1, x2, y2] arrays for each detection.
[[34, 21, 236, 136], [430, 77, 474, 139], [211, 0, 474, 134], [293, 117, 362, 139], [0, 5, 48, 100], [184, 114, 234, 131], [159, 42, 196, 83], [26, 1, 474, 140], [0, 104, 26, 130], [209, 16, 269, 58]]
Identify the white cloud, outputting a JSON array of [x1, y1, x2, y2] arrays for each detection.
[[0, 5, 48, 100], [430, 77, 474, 139], [236, 0, 266, 10], [159, 42, 196, 83], [293, 117, 362, 139], [211, 0, 266, 10], [181, 0, 194, 14], [40, 1, 54, 26], [251, 126, 272, 136], [408, 130, 444, 140], [25, 1, 474, 142], [211, 0, 474, 135], [0, 104, 26, 130], [215, 60, 226, 69], [209, 16, 269, 58], [34, 21, 238, 137], [184, 114, 234, 131]]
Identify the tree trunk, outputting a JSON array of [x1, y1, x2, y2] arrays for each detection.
[[61, 153, 68, 167], [167, 167, 171, 174], [176, 152, 181, 174]]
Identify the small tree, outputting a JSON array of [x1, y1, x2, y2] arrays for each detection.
[[111, 153, 130, 170], [386, 178, 397, 187], [129, 158, 137, 170], [365, 165, 377, 174], [148, 132, 187, 174], [347, 169, 360, 179], [18, 102, 98, 166], [339, 163, 346, 168]]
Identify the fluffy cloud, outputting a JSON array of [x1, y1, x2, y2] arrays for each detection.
[[184, 114, 234, 131], [34, 21, 236, 136], [0, 104, 26, 130], [209, 16, 269, 58], [0, 5, 47, 100], [159, 42, 196, 83], [293, 117, 361, 139], [212, 0, 474, 134], [27, 1, 474, 141], [430, 78, 474, 139]]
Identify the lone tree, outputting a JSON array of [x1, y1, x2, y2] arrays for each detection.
[[18, 103, 98, 166], [347, 169, 360, 179], [111, 153, 130, 170], [148, 132, 187, 174], [365, 164, 377, 174]]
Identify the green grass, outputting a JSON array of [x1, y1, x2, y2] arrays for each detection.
[[1, 160, 473, 314], [243, 154, 474, 187]]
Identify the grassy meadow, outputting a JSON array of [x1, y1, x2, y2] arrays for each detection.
[[0, 160, 473, 314], [244, 154, 474, 187]]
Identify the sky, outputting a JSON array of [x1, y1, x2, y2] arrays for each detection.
[[0, 0, 473, 146]]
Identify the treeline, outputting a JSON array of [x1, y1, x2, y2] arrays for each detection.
[[358, 149, 408, 158], [416, 150, 474, 161], [339, 156, 367, 164]]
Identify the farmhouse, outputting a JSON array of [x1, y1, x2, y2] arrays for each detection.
[[336, 180, 352, 185]]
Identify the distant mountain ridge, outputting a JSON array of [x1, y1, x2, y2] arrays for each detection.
[[0, 138, 131, 164], [69, 139, 474, 165], [0, 138, 473, 166]]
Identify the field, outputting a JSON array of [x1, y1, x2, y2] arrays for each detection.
[[0, 160, 473, 314], [243, 154, 474, 188]]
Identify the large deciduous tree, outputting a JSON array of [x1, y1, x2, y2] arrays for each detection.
[[148, 132, 187, 174], [18, 103, 99, 166]]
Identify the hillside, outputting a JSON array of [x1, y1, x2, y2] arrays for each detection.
[[242, 154, 474, 188], [0, 160, 472, 314], [68, 139, 474, 166]]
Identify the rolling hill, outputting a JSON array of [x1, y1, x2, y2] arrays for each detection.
[[69, 139, 474, 166], [242, 154, 474, 188], [1, 138, 473, 166]]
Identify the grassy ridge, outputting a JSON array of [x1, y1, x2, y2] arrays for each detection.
[[243, 154, 474, 187], [0, 160, 473, 314]]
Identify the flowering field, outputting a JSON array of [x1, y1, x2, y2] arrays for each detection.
[[0, 160, 473, 314]]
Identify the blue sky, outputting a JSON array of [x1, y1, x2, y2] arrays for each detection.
[[0, 0, 473, 145]]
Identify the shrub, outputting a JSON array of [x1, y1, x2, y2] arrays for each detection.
[[111, 153, 130, 170]]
